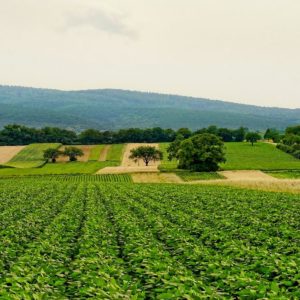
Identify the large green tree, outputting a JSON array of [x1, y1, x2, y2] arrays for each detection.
[[175, 133, 226, 171], [63, 147, 84, 162], [246, 132, 261, 146], [43, 148, 62, 163], [129, 146, 163, 166]]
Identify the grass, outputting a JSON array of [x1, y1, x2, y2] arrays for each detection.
[[106, 144, 125, 163], [88, 145, 104, 161], [177, 171, 225, 181], [267, 170, 300, 179], [0, 161, 118, 177], [159, 143, 178, 171], [222, 142, 300, 170], [6, 143, 61, 168]]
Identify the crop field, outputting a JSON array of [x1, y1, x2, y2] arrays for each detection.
[[267, 171, 300, 179], [6, 143, 61, 168], [0, 161, 118, 177], [106, 144, 125, 163], [177, 171, 225, 181], [88, 145, 104, 161], [222, 142, 300, 170], [0, 180, 299, 299]]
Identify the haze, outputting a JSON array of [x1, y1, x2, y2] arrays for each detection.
[[1, 0, 300, 108]]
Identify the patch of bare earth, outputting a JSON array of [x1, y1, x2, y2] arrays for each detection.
[[99, 145, 111, 161], [219, 170, 277, 181], [132, 173, 184, 183], [56, 145, 92, 162], [0, 146, 25, 164], [98, 143, 160, 174]]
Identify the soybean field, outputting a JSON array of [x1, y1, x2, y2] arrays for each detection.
[[0, 180, 299, 299]]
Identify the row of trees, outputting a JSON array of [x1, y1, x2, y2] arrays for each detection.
[[0, 124, 251, 146], [44, 147, 83, 163], [276, 125, 300, 159]]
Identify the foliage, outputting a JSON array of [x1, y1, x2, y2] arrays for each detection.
[[63, 146, 84, 161], [246, 132, 261, 146], [158, 143, 178, 171], [0, 181, 299, 298], [276, 126, 300, 159], [286, 124, 300, 136], [222, 142, 300, 170], [43, 148, 62, 163], [175, 133, 226, 171], [129, 146, 163, 166], [264, 128, 281, 142]]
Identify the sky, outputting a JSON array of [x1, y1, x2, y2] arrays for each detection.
[[0, 0, 300, 108]]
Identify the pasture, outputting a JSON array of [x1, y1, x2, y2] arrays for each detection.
[[0, 180, 299, 298]]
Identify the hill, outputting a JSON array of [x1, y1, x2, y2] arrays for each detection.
[[0, 85, 299, 131]]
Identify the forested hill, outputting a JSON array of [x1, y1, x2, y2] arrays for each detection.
[[0, 85, 299, 131]]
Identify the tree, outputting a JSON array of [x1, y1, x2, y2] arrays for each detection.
[[176, 133, 226, 171], [43, 148, 62, 163], [264, 128, 280, 143], [167, 134, 184, 161], [63, 147, 84, 161], [246, 132, 261, 146], [129, 146, 163, 166]]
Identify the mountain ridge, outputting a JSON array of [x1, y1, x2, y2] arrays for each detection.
[[0, 85, 299, 131]]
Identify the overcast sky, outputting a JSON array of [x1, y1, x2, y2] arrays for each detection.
[[1, 0, 300, 108]]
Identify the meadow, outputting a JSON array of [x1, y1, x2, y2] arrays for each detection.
[[6, 143, 61, 168], [222, 142, 300, 170], [0, 180, 299, 298]]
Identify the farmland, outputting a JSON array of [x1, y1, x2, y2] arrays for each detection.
[[6, 143, 61, 168], [0, 179, 299, 298]]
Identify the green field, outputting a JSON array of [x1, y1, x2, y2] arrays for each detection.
[[0, 180, 299, 298], [0, 161, 118, 177], [159, 143, 178, 171], [177, 171, 225, 181], [267, 170, 300, 179], [159, 142, 300, 171], [88, 145, 104, 161], [222, 142, 300, 170], [106, 144, 125, 163], [6, 143, 61, 168]]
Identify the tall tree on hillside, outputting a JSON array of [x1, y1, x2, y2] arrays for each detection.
[[129, 146, 163, 166], [246, 132, 261, 146], [63, 147, 84, 162], [43, 148, 62, 163]]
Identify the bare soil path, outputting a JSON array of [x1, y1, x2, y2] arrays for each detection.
[[219, 170, 276, 181], [97, 143, 160, 174], [132, 173, 183, 183], [0, 146, 25, 164], [99, 145, 111, 161]]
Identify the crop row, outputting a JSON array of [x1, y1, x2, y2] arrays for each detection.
[[0, 180, 299, 298]]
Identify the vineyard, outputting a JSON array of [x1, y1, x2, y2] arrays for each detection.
[[0, 180, 299, 299]]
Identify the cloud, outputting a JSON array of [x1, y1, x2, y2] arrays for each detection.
[[64, 8, 138, 39]]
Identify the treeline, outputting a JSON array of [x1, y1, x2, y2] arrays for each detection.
[[0, 124, 249, 146], [276, 125, 300, 159]]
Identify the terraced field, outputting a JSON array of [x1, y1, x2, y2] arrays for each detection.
[[0, 180, 299, 299], [6, 143, 61, 168]]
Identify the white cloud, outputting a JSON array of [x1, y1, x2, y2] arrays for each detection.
[[64, 8, 138, 39]]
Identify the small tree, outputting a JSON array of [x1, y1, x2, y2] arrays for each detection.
[[246, 132, 261, 146], [176, 133, 226, 171], [43, 148, 62, 163], [63, 146, 84, 162], [129, 146, 163, 166]]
